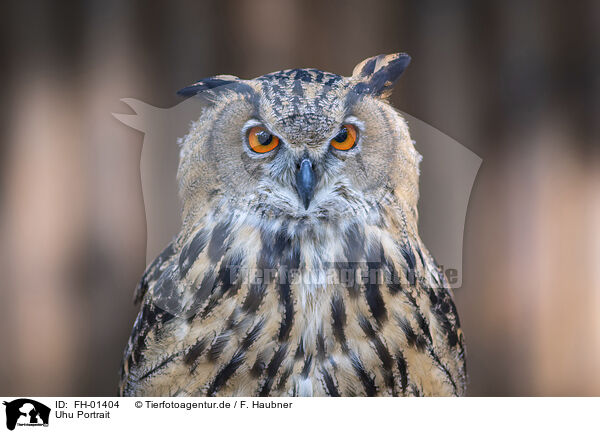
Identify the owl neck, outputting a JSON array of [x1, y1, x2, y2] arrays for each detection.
[[176, 196, 429, 356], [199, 194, 420, 305]]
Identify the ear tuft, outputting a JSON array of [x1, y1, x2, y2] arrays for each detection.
[[351, 53, 411, 98], [177, 74, 241, 97]]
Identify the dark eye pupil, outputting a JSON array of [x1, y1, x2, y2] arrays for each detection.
[[256, 130, 273, 146], [334, 127, 348, 143]]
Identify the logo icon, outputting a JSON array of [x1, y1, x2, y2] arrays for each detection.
[[114, 96, 481, 295], [3, 399, 50, 431]]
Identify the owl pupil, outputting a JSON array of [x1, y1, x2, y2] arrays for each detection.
[[334, 128, 348, 142], [257, 130, 273, 146]]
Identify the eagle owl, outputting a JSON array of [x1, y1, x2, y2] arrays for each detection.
[[119, 53, 466, 397]]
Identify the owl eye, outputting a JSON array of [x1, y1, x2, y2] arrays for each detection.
[[248, 126, 280, 153], [330, 124, 357, 151]]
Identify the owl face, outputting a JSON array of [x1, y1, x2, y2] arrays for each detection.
[[178, 54, 420, 226]]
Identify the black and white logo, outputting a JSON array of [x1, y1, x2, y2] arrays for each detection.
[[3, 399, 50, 431]]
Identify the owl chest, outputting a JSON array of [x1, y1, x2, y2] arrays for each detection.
[[183, 220, 408, 396], [243, 233, 385, 396]]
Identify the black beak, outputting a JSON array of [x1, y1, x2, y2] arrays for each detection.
[[296, 158, 315, 210]]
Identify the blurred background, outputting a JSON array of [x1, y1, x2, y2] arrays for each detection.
[[1, 0, 599, 396]]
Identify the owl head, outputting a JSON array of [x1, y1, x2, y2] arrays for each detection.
[[177, 53, 421, 229]]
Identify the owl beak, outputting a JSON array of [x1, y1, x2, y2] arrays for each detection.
[[296, 158, 315, 210]]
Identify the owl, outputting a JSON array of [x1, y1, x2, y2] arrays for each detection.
[[119, 53, 466, 397]]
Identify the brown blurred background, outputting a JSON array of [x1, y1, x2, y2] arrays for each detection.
[[1, 0, 599, 396]]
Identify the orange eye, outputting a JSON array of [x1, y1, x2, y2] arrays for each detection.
[[330, 124, 357, 151], [248, 126, 280, 153]]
